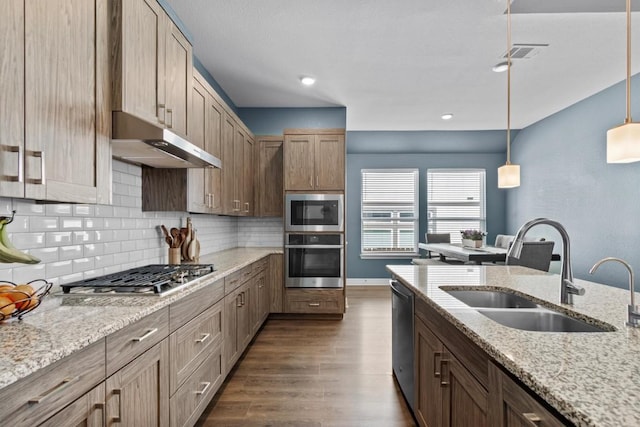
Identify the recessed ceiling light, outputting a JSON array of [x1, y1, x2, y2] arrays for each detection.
[[300, 76, 316, 86], [441, 113, 454, 120], [492, 61, 510, 73]]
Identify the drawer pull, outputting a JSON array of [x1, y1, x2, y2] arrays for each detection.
[[132, 327, 158, 342], [433, 352, 442, 377], [195, 381, 211, 396], [308, 302, 320, 307], [523, 413, 542, 426], [28, 376, 79, 404], [440, 360, 450, 386], [195, 333, 211, 344], [112, 389, 122, 422]]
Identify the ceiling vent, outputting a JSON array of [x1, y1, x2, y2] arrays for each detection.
[[501, 43, 549, 60]]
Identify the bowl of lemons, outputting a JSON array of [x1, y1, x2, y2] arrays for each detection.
[[0, 279, 52, 322]]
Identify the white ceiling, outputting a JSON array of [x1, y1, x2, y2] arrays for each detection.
[[166, 0, 640, 131]]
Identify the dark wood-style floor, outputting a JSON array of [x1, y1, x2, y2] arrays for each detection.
[[196, 289, 416, 427]]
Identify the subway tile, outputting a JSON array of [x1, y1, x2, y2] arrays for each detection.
[[46, 260, 73, 280], [9, 215, 30, 232], [46, 232, 73, 247], [103, 217, 122, 229], [10, 232, 46, 249], [73, 257, 95, 273], [61, 218, 83, 230], [113, 206, 130, 218], [13, 200, 44, 215], [121, 218, 136, 229], [103, 265, 122, 275], [73, 231, 94, 244], [112, 159, 129, 173], [29, 216, 58, 232], [46, 204, 72, 216], [94, 254, 114, 269], [84, 243, 103, 257], [83, 217, 104, 229], [59, 245, 83, 261], [83, 269, 105, 280], [59, 272, 83, 285], [103, 241, 122, 254], [28, 247, 59, 264], [94, 229, 114, 243], [113, 182, 128, 197], [0, 198, 13, 215], [0, 269, 12, 282], [113, 229, 128, 242], [95, 205, 114, 217], [113, 252, 132, 265], [11, 264, 46, 284], [73, 205, 95, 216]]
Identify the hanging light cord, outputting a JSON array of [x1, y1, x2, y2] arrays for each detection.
[[506, 0, 512, 164], [626, 0, 632, 123]]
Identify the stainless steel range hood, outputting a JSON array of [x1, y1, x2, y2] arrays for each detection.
[[111, 112, 222, 168]]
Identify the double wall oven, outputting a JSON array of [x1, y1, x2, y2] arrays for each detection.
[[285, 194, 344, 288]]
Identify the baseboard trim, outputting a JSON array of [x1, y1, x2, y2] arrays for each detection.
[[347, 278, 390, 286]]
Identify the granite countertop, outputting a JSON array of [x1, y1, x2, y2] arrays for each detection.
[[0, 247, 282, 391], [386, 264, 640, 427]]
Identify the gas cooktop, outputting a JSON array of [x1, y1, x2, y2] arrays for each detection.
[[60, 264, 215, 297]]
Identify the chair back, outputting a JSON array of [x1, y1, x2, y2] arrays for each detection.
[[507, 241, 555, 272], [494, 234, 515, 249], [426, 233, 450, 244]]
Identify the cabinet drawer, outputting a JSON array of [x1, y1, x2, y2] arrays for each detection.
[[224, 265, 252, 294], [0, 340, 105, 427], [169, 299, 223, 394], [106, 307, 169, 376], [170, 276, 224, 332], [252, 257, 268, 275], [285, 289, 345, 314], [39, 382, 105, 427], [170, 346, 223, 427]]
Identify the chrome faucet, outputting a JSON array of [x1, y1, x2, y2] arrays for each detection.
[[589, 257, 640, 327], [506, 218, 585, 304]]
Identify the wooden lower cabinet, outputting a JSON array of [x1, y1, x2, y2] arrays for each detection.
[[223, 281, 251, 373], [415, 316, 444, 427], [285, 288, 345, 314], [488, 363, 568, 427], [443, 351, 488, 426], [250, 270, 269, 334], [105, 339, 169, 427], [269, 254, 284, 313], [39, 383, 105, 427]]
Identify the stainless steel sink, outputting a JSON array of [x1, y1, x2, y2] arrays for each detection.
[[445, 290, 539, 309], [477, 309, 614, 333]]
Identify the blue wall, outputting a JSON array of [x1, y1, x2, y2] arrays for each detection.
[[347, 149, 507, 278], [238, 107, 347, 135], [508, 75, 640, 289]]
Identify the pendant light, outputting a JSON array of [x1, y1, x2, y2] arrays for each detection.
[[498, 0, 521, 188], [607, 0, 640, 163]]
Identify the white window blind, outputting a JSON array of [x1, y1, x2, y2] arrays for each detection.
[[361, 169, 418, 256], [427, 169, 486, 244]]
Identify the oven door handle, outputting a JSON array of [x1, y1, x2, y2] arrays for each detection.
[[285, 245, 344, 249]]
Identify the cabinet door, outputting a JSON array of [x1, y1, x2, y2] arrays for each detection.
[[488, 363, 566, 427], [24, 0, 110, 204], [269, 254, 284, 313], [205, 95, 224, 213], [221, 114, 236, 215], [223, 289, 240, 374], [256, 137, 283, 217], [40, 383, 105, 427], [257, 271, 270, 325], [243, 134, 254, 215], [237, 282, 252, 352], [284, 134, 315, 190], [234, 127, 246, 215], [314, 134, 345, 190], [113, 0, 165, 125], [442, 351, 488, 427], [164, 20, 192, 138], [0, 0, 24, 198], [186, 76, 208, 213], [415, 317, 444, 427], [105, 340, 169, 427]]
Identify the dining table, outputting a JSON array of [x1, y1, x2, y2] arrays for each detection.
[[418, 242, 561, 265]]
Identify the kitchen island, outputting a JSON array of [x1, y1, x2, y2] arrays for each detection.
[[387, 263, 640, 427], [0, 247, 282, 426]]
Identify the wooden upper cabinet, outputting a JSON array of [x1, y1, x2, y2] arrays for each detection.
[[205, 92, 224, 213], [283, 130, 345, 191], [0, 0, 24, 199], [13, 0, 111, 204], [243, 134, 254, 216], [255, 137, 284, 217], [111, 0, 192, 138], [221, 114, 237, 215], [186, 76, 209, 213]]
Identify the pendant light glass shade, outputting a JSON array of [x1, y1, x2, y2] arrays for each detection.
[[497, 0, 520, 188], [498, 164, 521, 188], [607, 0, 640, 163], [607, 123, 640, 163]]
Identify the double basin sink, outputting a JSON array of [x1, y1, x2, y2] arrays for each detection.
[[443, 289, 615, 333]]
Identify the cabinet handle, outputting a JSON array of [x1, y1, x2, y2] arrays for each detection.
[[308, 302, 320, 307], [28, 376, 79, 404], [236, 294, 242, 307], [241, 291, 245, 306], [316, 175, 319, 187], [32, 150, 46, 185], [112, 389, 123, 422], [94, 401, 105, 419], [440, 360, 450, 386], [195, 381, 211, 396], [131, 327, 158, 342], [157, 103, 166, 124], [195, 333, 211, 344], [166, 108, 173, 128], [433, 352, 442, 377], [522, 413, 542, 426], [309, 176, 313, 188], [244, 202, 249, 212], [5, 146, 23, 182]]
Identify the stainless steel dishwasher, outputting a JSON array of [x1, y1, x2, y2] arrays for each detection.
[[391, 279, 414, 411]]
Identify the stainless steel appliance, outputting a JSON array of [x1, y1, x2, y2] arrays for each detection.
[[285, 194, 344, 232], [60, 264, 215, 297], [391, 280, 415, 411], [285, 233, 344, 288]]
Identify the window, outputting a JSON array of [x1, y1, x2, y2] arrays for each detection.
[[361, 169, 419, 257], [427, 169, 486, 244]]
